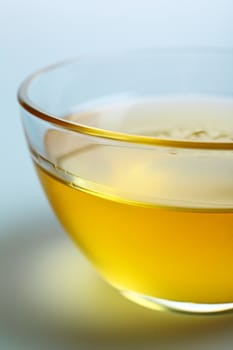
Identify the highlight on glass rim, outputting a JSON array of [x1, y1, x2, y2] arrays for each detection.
[[18, 50, 233, 314]]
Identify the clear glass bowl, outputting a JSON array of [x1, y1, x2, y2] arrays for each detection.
[[18, 50, 233, 314]]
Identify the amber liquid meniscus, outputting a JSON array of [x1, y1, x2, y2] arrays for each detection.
[[35, 97, 233, 304]]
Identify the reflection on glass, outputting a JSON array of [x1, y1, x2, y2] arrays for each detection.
[[18, 51, 233, 314]]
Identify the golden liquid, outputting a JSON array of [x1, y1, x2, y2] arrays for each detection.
[[35, 97, 233, 304]]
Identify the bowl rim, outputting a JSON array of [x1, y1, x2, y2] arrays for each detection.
[[17, 48, 233, 150]]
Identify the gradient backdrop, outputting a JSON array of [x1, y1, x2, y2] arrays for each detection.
[[1, 1, 233, 349]]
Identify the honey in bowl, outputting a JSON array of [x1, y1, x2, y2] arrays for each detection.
[[35, 97, 233, 311]]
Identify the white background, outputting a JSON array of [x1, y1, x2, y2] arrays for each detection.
[[1, 1, 233, 349]]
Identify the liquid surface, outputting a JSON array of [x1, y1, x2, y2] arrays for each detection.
[[35, 97, 233, 303]]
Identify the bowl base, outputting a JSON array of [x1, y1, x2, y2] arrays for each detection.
[[121, 290, 233, 315]]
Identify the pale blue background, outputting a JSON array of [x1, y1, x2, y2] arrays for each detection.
[[1, 0, 233, 225], [1, 1, 233, 349]]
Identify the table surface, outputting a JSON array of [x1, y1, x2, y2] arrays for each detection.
[[1, 1, 233, 348]]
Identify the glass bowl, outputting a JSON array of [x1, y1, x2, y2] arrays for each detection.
[[18, 50, 233, 314]]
